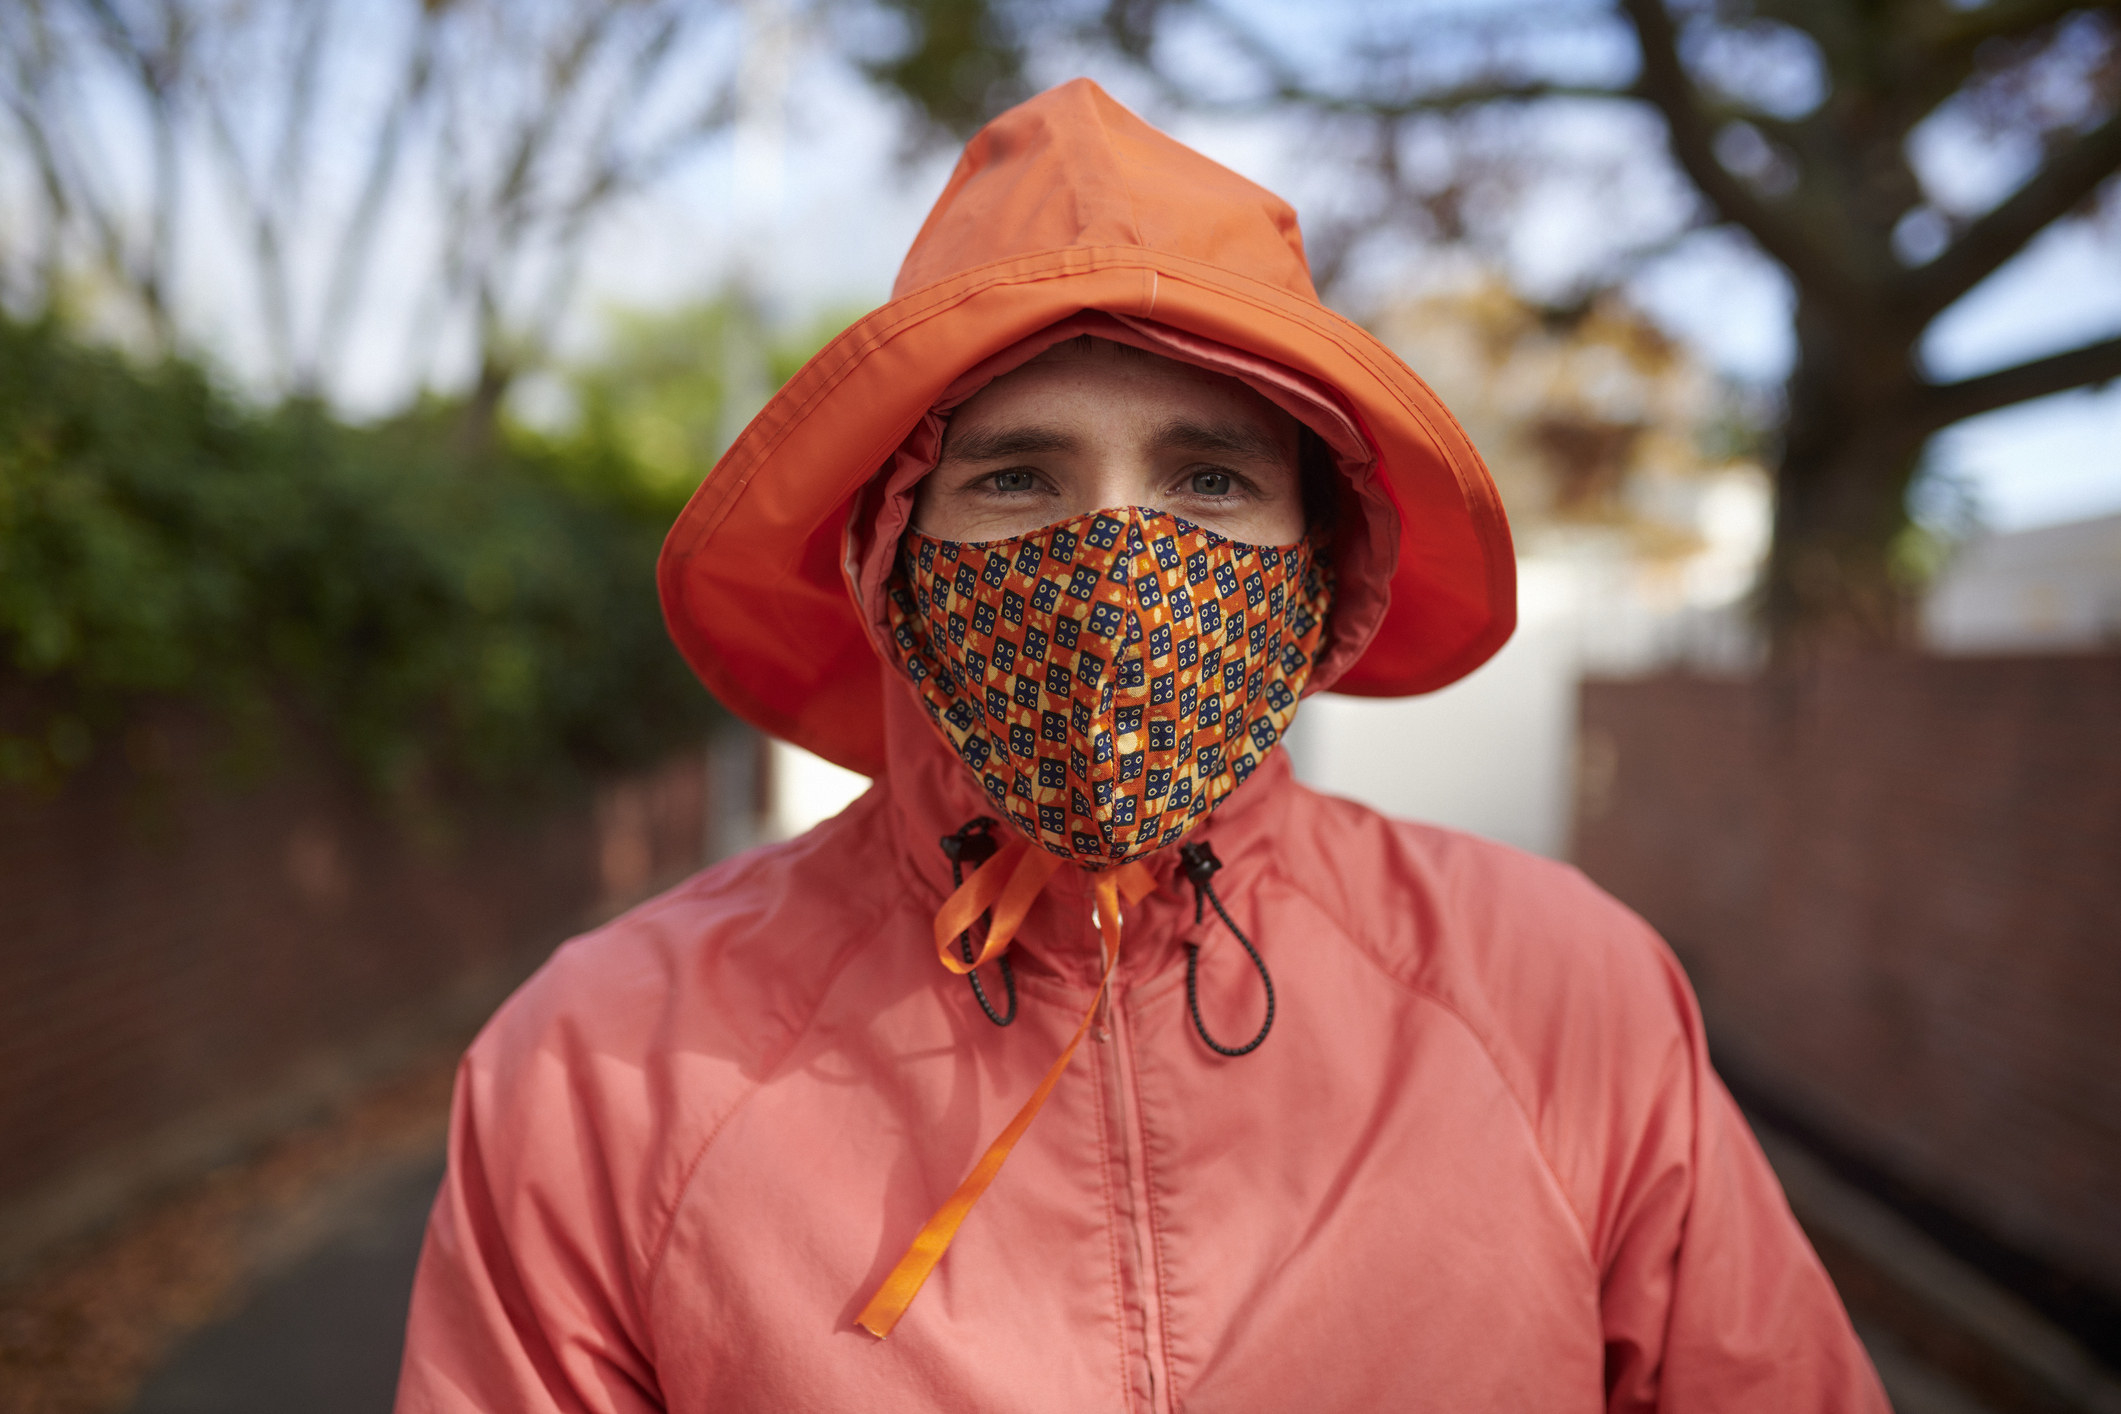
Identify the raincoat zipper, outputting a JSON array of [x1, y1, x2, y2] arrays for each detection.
[[1098, 967, 1173, 1414]]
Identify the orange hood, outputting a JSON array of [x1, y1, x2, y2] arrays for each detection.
[[658, 78, 1515, 776]]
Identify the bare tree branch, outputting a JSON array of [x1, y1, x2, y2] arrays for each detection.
[[1, 0, 756, 409], [1916, 0, 2119, 58], [266, 0, 330, 377], [519, 13, 700, 364], [315, 9, 438, 393], [1617, 0, 1861, 305], [1186, 0, 1629, 117], [1917, 333, 2121, 430], [199, 85, 298, 377], [448, 4, 632, 405], [78, 0, 188, 346], [1905, 109, 2121, 319], [12, 5, 159, 330], [1277, 77, 1630, 117], [1, 5, 79, 303]]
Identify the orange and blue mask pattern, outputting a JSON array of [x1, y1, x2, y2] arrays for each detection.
[[886, 507, 1331, 866]]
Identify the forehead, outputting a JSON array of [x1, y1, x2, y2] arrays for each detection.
[[947, 336, 1297, 440]]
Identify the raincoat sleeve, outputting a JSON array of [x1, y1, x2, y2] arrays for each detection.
[[395, 951, 666, 1414], [1591, 934, 1888, 1413]]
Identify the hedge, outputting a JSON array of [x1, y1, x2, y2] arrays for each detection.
[[0, 315, 722, 794]]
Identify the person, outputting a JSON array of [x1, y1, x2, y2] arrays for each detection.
[[395, 79, 1887, 1412]]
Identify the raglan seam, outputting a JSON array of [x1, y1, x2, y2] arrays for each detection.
[[636, 879, 899, 1328], [1267, 853, 1603, 1277]]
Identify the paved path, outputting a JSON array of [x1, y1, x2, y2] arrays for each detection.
[[129, 1154, 443, 1414]]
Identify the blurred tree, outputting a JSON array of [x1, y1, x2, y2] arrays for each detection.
[[864, 0, 1036, 134], [1377, 277, 1765, 548], [0, 0, 754, 436], [1378, 279, 1778, 665], [879, 0, 2121, 654], [0, 289, 856, 790], [551, 292, 865, 509], [0, 311, 725, 793]]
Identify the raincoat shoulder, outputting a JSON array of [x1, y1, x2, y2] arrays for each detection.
[[1279, 787, 1880, 1410], [396, 788, 899, 1412], [1291, 788, 1699, 1156]]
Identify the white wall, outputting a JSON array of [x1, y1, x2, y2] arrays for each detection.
[[1924, 512, 2121, 653], [765, 737, 871, 840], [1283, 560, 1596, 858], [1284, 620, 1581, 857]]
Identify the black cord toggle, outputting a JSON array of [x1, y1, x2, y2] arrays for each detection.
[[941, 817, 1015, 1027], [1177, 841, 1274, 1056]]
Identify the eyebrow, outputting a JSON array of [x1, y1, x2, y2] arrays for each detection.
[[938, 425, 1081, 463], [1150, 417, 1290, 465], [940, 417, 1290, 465]]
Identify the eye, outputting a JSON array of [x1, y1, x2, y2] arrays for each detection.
[[987, 469, 1038, 493], [1188, 470, 1234, 497]]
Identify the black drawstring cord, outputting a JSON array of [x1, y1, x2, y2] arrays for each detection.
[[939, 824, 1269, 1048], [1178, 841, 1275, 1056], [940, 817, 1016, 1027]]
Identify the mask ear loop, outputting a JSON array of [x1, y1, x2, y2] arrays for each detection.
[[1178, 841, 1275, 1057], [940, 818, 1017, 1027]]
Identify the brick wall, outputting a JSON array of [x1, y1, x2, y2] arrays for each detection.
[[0, 705, 716, 1270], [1572, 655, 2121, 1293]]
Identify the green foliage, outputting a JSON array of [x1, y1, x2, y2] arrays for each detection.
[[864, 0, 1031, 138], [550, 295, 863, 512], [0, 314, 725, 793]]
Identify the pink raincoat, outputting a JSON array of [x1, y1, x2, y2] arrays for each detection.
[[396, 81, 1887, 1413]]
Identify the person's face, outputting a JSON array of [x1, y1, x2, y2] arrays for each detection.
[[912, 338, 1305, 545]]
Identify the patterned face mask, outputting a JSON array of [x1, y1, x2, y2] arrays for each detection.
[[885, 506, 1332, 866]]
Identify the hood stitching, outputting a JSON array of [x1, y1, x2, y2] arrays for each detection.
[[1086, 93, 1147, 250]]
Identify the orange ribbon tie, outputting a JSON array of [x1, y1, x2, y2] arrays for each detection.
[[932, 839, 1063, 974], [857, 859, 1156, 1338]]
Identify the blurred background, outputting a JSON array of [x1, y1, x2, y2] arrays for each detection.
[[0, 1, 2115, 1410]]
